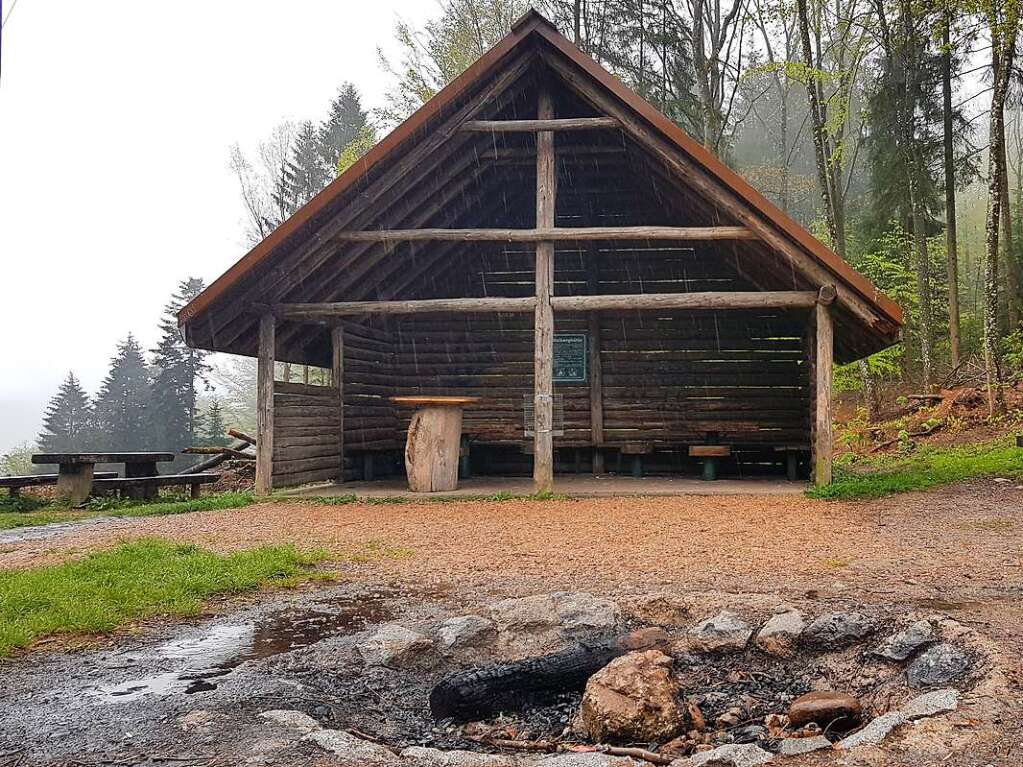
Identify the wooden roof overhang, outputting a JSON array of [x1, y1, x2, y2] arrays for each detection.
[[179, 10, 902, 367]]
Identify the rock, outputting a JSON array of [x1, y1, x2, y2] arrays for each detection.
[[753, 607, 805, 658], [303, 729, 400, 764], [802, 612, 874, 649], [553, 592, 621, 633], [787, 691, 862, 729], [490, 594, 559, 632], [537, 755, 640, 766], [873, 620, 935, 661], [834, 712, 904, 750], [687, 701, 707, 731], [400, 746, 521, 766], [580, 649, 685, 743], [906, 643, 971, 688], [688, 611, 753, 653], [686, 743, 774, 766], [357, 625, 432, 667], [899, 688, 959, 720], [621, 593, 691, 626], [777, 736, 832, 756], [259, 709, 321, 734], [436, 616, 495, 650]]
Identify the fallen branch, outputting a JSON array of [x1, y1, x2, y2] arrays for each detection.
[[599, 745, 673, 765], [181, 438, 253, 475], [182, 446, 255, 460], [227, 428, 257, 445]]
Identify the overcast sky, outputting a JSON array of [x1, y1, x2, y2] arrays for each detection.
[[0, 0, 436, 453]]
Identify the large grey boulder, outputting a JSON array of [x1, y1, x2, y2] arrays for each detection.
[[357, 624, 432, 667], [537, 755, 641, 766], [802, 612, 875, 649], [834, 711, 904, 750], [436, 616, 495, 650], [754, 607, 805, 657], [259, 709, 321, 734], [401, 746, 523, 766], [490, 594, 560, 633], [303, 728, 400, 764], [553, 592, 621, 633], [873, 620, 935, 662], [900, 688, 959, 720], [907, 643, 971, 688], [777, 736, 831, 756], [688, 611, 753, 653]]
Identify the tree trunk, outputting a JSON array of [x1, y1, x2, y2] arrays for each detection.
[[909, 197, 933, 389], [942, 7, 961, 367], [999, 137, 1021, 328]]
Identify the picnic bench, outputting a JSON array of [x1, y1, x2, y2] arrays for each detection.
[[1, 472, 118, 498], [30, 452, 217, 504]]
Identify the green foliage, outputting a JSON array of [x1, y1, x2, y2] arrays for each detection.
[[200, 398, 230, 447], [808, 438, 1023, 499], [318, 82, 370, 172], [1001, 330, 1023, 378], [0, 442, 34, 478], [336, 125, 378, 175], [93, 334, 153, 451], [0, 539, 321, 656], [38, 373, 94, 454]]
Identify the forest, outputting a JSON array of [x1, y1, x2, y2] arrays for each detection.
[[3, 0, 1022, 475]]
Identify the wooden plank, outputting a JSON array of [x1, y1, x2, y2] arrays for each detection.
[[332, 226, 757, 243], [551, 291, 818, 312], [274, 296, 536, 319], [0, 472, 117, 489], [273, 381, 338, 397], [689, 445, 731, 457], [33, 452, 174, 464], [460, 117, 620, 131], [587, 263, 605, 475], [331, 324, 345, 484], [533, 87, 556, 494], [256, 314, 275, 496], [814, 303, 834, 486]]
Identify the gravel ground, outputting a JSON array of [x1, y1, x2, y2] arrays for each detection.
[[0, 481, 1020, 766]]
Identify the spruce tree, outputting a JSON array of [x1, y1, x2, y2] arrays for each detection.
[[201, 399, 230, 447], [149, 278, 209, 451], [93, 334, 152, 451], [317, 83, 369, 174], [38, 372, 94, 453], [285, 120, 329, 209]]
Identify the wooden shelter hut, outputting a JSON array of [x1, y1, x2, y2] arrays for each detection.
[[179, 10, 902, 495]]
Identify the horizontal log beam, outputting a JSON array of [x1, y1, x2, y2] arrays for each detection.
[[273, 296, 537, 319], [333, 226, 758, 243], [460, 117, 620, 132], [550, 291, 819, 311]]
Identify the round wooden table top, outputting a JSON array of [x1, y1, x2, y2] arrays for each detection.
[[389, 396, 480, 407]]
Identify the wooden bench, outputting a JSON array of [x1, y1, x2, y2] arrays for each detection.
[[1, 472, 118, 497], [774, 445, 809, 482], [620, 442, 654, 478], [91, 473, 220, 500], [689, 445, 731, 481]]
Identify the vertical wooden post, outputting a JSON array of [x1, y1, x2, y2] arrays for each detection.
[[533, 87, 556, 494], [586, 263, 605, 475], [331, 323, 345, 484], [814, 302, 834, 486], [256, 313, 276, 496]]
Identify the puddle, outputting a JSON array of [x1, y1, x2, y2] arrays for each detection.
[[92, 593, 395, 703]]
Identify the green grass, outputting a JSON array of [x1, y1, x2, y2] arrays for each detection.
[[0, 538, 322, 656], [809, 438, 1023, 500], [0, 492, 258, 531]]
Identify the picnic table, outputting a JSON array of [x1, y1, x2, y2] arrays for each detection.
[[390, 396, 479, 492], [32, 452, 175, 504]]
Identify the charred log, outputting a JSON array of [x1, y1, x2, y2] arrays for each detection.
[[429, 628, 668, 722]]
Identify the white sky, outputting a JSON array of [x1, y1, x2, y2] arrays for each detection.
[[0, 0, 435, 453]]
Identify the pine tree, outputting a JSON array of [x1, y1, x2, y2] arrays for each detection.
[[284, 120, 329, 209], [201, 399, 230, 447], [93, 334, 152, 451], [318, 83, 369, 174], [38, 372, 94, 453], [150, 278, 209, 451]]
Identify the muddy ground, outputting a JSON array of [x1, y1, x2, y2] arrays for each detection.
[[0, 481, 1020, 766]]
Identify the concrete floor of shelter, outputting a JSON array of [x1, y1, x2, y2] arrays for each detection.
[[283, 474, 807, 498]]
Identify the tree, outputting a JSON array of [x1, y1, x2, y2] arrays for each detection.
[[229, 121, 298, 245], [37, 372, 93, 453], [337, 125, 378, 175], [285, 120, 330, 209], [318, 83, 370, 172], [0, 443, 34, 478], [977, 0, 1021, 410], [93, 335, 152, 451], [201, 399, 230, 447], [150, 278, 209, 451]]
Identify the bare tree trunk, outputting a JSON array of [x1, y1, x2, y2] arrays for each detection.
[[909, 198, 933, 388], [573, 0, 582, 44], [1000, 138, 1021, 328], [858, 359, 879, 420], [941, 7, 961, 367]]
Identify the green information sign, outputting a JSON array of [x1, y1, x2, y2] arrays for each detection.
[[553, 333, 588, 383]]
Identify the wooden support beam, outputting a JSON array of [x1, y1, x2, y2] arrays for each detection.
[[586, 265, 605, 475], [331, 324, 345, 484], [256, 314, 275, 496], [460, 117, 620, 132], [272, 296, 537, 319], [551, 291, 819, 312], [534, 89, 556, 495], [333, 226, 757, 243], [814, 302, 834, 486]]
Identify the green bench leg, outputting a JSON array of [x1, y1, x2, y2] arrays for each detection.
[[701, 457, 718, 481], [631, 455, 643, 478], [786, 452, 799, 482]]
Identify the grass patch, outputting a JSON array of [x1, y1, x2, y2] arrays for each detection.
[[0, 538, 322, 657], [809, 438, 1023, 500], [0, 492, 259, 531]]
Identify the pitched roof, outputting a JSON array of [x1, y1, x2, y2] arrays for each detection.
[[180, 9, 901, 341]]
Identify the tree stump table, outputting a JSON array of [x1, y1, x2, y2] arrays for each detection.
[[390, 396, 479, 492]]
